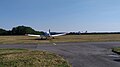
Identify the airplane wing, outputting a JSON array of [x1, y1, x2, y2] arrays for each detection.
[[51, 33, 67, 37], [27, 34, 41, 37]]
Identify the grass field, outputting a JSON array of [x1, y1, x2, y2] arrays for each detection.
[[0, 34, 120, 44], [112, 47, 120, 54], [0, 49, 71, 67], [112, 47, 120, 52]]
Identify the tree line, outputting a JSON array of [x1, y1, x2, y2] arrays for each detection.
[[0, 26, 44, 35], [1, 26, 120, 35]]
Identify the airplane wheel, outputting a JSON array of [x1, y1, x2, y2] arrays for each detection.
[[52, 37, 55, 39], [41, 38, 43, 40]]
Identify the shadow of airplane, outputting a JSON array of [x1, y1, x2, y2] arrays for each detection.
[[114, 59, 120, 62]]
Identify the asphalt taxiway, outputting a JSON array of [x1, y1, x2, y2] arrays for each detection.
[[0, 42, 120, 67]]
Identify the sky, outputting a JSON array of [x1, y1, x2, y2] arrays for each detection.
[[0, 0, 120, 32]]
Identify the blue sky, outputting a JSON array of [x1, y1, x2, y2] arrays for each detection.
[[0, 0, 120, 32]]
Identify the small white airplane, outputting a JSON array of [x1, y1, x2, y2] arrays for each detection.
[[26, 29, 67, 39]]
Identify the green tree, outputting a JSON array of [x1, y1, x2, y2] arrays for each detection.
[[11, 26, 43, 35], [0, 28, 7, 35]]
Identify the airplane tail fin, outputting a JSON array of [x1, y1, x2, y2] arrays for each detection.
[[48, 29, 51, 36], [49, 29, 50, 33]]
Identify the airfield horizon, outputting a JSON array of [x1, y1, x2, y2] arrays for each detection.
[[0, 34, 120, 44]]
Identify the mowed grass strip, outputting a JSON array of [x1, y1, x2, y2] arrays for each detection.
[[1, 34, 120, 44], [0, 36, 49, 44], [54, 34, 120, 42], [0, 49, 71, 67], [112, 47, 120, 54]]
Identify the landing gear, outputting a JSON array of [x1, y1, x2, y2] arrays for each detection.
[[52, 37, 55, 39], [45, 37, 48, 40], [40, 36, 48, 40], [40, 37, 43, 40]]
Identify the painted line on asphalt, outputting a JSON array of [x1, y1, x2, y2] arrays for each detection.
[[53, 43, 56, 45]]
